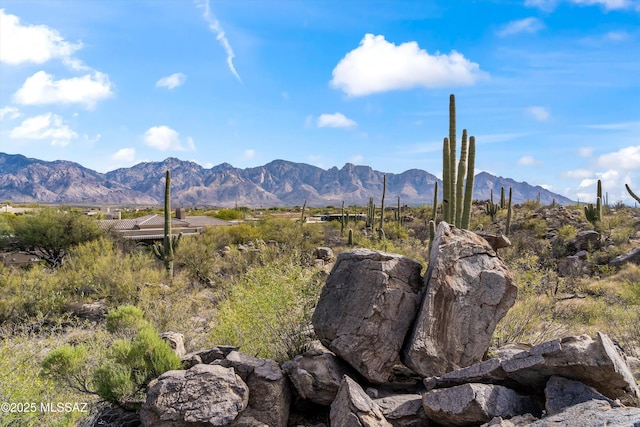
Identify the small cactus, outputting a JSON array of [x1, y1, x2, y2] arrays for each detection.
[[485, 189, 499, 222], [348, 228, 354, 246], [505, 187, 512, 236]]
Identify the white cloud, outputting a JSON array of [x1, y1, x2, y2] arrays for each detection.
[[111, 148, 136, 162], [13, 71, 113, 109], [317, 112, 357, 128], [244, 149, 255, 159], [0, 9, 85, 69], [578, 178, 599, 189], [527, 0, 638, 10], [596, 145, 640, 170], [330, 34, 486, 97], [0, 106, 20, 121], [571, 0, 635, 10], [195, 0, 241, 82], [144, 125, 195, 151], [604, 31, 629, 42], [9, 112, 77, 146], [565, 169, 594, 179], [540, 184, 553, 190], [517, 155, 542, 166], [156, 72, 187, 89], [524, 0, 559, 11], [578, 146, 594, 157], [498, 18, 544, 37], [349, 154, 364, 163], [526, 106, 551, 121]]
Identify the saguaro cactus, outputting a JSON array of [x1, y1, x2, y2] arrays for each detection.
[[152, 170, 181, 280], [485, 189, 500, 222], [378, 174, 386, 240], [441, 94, 476, 229], [505, 187, 513, 236], [584, 179, 602, 231]]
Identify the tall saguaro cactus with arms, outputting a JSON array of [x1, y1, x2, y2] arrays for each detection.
[[153, 170, 181, 280], [442, 94, 476, 229]]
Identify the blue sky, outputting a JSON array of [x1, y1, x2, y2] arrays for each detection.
[[0, 0, 639, 204]]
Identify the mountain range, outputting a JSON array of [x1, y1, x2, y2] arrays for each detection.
[[0, 153, 574, 207]]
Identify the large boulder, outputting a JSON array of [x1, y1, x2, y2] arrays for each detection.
[[140, 364, 249, 427], [544, 376, 618, 415], [423, 383, 538, 426], [282, 341, 355, 405], [373, 393, 429, 427], [610, 245, 640, 267], [425, 333, 640, 406], [403, 221, 517, 377], [312, 249, 424, 384], [330, 375, 392, 427], [485, 399, 640, 426], [215, 351, 290, 427]]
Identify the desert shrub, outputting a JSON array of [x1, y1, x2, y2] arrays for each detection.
[[41, 306, 181, 410], [209, 209, 243, 221], [174, 234, 220, 285], [493, 295, 562, 347], [1, 323, 100, 426], [209, 254, 323, 362], [61, 237, 163, 303], [522, 217, 548, 239]]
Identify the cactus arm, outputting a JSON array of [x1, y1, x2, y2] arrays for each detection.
[[449, 94, 457, 224], [432, 181, 438, 222], [455, 129, 468, 228], [379, 174, 386, 236], [462, 135, 475, 230], [505, 187, 512, 236], [626, 184, 640, 203]]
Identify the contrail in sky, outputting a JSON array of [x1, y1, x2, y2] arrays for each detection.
[[196, 0, 242, 83]]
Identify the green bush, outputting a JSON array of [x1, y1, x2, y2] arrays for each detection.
[[209, 254, 323, 362], [41, 306, 181, 410], [210, 209, 243, 221]]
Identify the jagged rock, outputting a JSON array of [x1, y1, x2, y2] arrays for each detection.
[[283, 341, 355, 405], [67, 300, 108, 321], [312, 249, 424, 384], [423, 383, 538, 426], [475, 231, 511, 251], [544, 376, 618, 415], [425, 333, 640, 406], [628, 356, 640, 382], [485, 400, 640, 426], [403, 222, 517, 377], [557, 255, 587, 277], [330, 375, 392, 427], [140, 364, 249, 427], [160, 332, 186, 357], [373, 393, 429, 427], [314, 247, 335, 262], [569, 230, 600, 252], [610, 245, 640, 267], [181, 345, 239, 368], [215, 351, 290, 427]]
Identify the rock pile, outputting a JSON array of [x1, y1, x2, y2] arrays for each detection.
[[138, 221, 639, 426]]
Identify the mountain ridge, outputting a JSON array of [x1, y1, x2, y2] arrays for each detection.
[[0, 153, 574, 207]]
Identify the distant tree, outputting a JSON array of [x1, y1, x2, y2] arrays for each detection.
[[8, 208, 104, 268]]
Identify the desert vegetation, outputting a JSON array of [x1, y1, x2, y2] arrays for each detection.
[[1, 196, 639, 425]]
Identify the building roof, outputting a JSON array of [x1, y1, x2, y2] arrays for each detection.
[[99, 214, 232, 241]]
